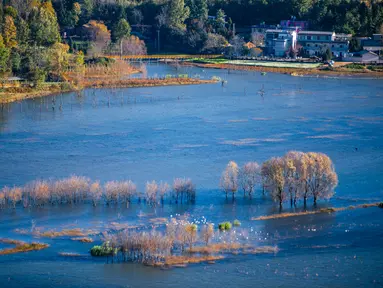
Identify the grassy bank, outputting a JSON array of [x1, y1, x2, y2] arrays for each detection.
[[184, 60, 383, 78], [0, 77, 216, 105], [0, 58, 218, 105], [252, 202, 383, 221]]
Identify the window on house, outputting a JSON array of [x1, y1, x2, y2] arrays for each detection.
[[307, 36, 311, 40], [332, 45, 334, 48], [315, 44, 318, 47], [340, 45, 343, 48]]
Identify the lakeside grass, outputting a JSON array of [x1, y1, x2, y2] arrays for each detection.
[[226, 60, 321, 69], [187, 58, 320, 68], [185, 61, 383, 78], [71, 237, 94, 243], [188, 243, 278, 255], [36, 228, 98, 238], [161, 255, 224, 267], [0, 238, 49, 255], [0, 77, 216, 105], [252, 202, 383, 221]]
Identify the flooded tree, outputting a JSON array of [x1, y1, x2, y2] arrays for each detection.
[[220, 161, 239, 199], [200, 223, 214, 246], [185, 224, 198, 250], [104, 181, 119, 205], [262, 157, 286, 207], [239, 162, 261, 197], [89, 181, 102, 206], [24, 180, 50, 207], [145, 181, 158, 206], [158, 181, 170, 204], [283, 151, 306, 206], [304, 152, 338, 205], [173, 178, 196, 203], [1, 186, 22, 208]]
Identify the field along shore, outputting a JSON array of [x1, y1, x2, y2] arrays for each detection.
[[0, 75, 217, 105], [182, 59, 383, 78]]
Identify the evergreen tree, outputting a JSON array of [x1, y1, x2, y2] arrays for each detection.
[[113, 18, 131, 43], [167, 0, 190, 31], [29, 1, 61, 46], [0, 35, 10, 74], [187, 0, 208, 21]]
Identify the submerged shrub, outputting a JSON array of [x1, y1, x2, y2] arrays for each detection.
[[233, 220, 241, 227], [90, 245, 104, 256], [90, 242, 116, 257], [218, 222, 232, 231], [378, 202, 383, 208]]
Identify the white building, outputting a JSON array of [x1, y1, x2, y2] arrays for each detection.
[[265, 29, 297, 57], [297, 31, 349, 58]]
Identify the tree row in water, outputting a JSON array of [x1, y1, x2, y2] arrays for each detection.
[[0, 151, 337, 210], [221, 151, 338, 207], [0, 177, 195, 209]]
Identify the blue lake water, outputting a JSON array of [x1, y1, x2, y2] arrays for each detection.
[[0, 64, 382, 287]]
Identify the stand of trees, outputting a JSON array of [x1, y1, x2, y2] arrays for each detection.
[[221, 151, 338, 207], [1, 1, 382, 79], [0, 176, 196, 209]]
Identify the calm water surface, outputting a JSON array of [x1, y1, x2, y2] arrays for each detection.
[[0, 64, 382, 287]]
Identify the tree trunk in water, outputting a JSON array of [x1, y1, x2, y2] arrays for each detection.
[[303, 196, 307, 209], [313, 195, 317, 206]]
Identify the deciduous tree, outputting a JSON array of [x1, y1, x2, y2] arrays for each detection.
[[4, 15, 18, 48], [220, 161, 239, 199]]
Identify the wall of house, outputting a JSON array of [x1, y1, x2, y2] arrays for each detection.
[[303, 42, 348, 57]]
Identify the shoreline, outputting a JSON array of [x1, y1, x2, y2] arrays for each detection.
[[182, 62, 383, 78], [0, 78, 217, 105]]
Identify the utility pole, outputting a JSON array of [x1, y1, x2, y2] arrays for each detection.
[[233, 23, 236, 38], [120, 39, 123, 60], [157, 29, 160, 53]]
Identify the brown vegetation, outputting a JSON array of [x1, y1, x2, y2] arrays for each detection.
[[36, 228, 97, 238], [162, 255, 224, 266], [91, 217, 278, 268], [252, 202, 382, 220], [0, 238, 49, 255], [71, 237, 94, 243], [188, 242, 245, 254]]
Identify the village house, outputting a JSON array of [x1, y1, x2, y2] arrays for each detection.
[[265, 29, 297, 57], [280, 19, 309, 30], [297, 31, 349, 58], [344, 50, 380, 63], [361, 34, 383, 54]]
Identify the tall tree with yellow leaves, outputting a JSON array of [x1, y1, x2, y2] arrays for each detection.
[[4, 15, 18, 49]]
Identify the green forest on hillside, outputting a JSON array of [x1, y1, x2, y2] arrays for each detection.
[[0, 0, 382, 81]]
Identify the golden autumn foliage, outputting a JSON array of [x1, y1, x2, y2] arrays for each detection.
[[4, 15, 17, 48]]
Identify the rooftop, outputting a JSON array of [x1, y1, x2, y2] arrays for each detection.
[[266, 29, 295, 34], [298, 30, 334, 35]]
